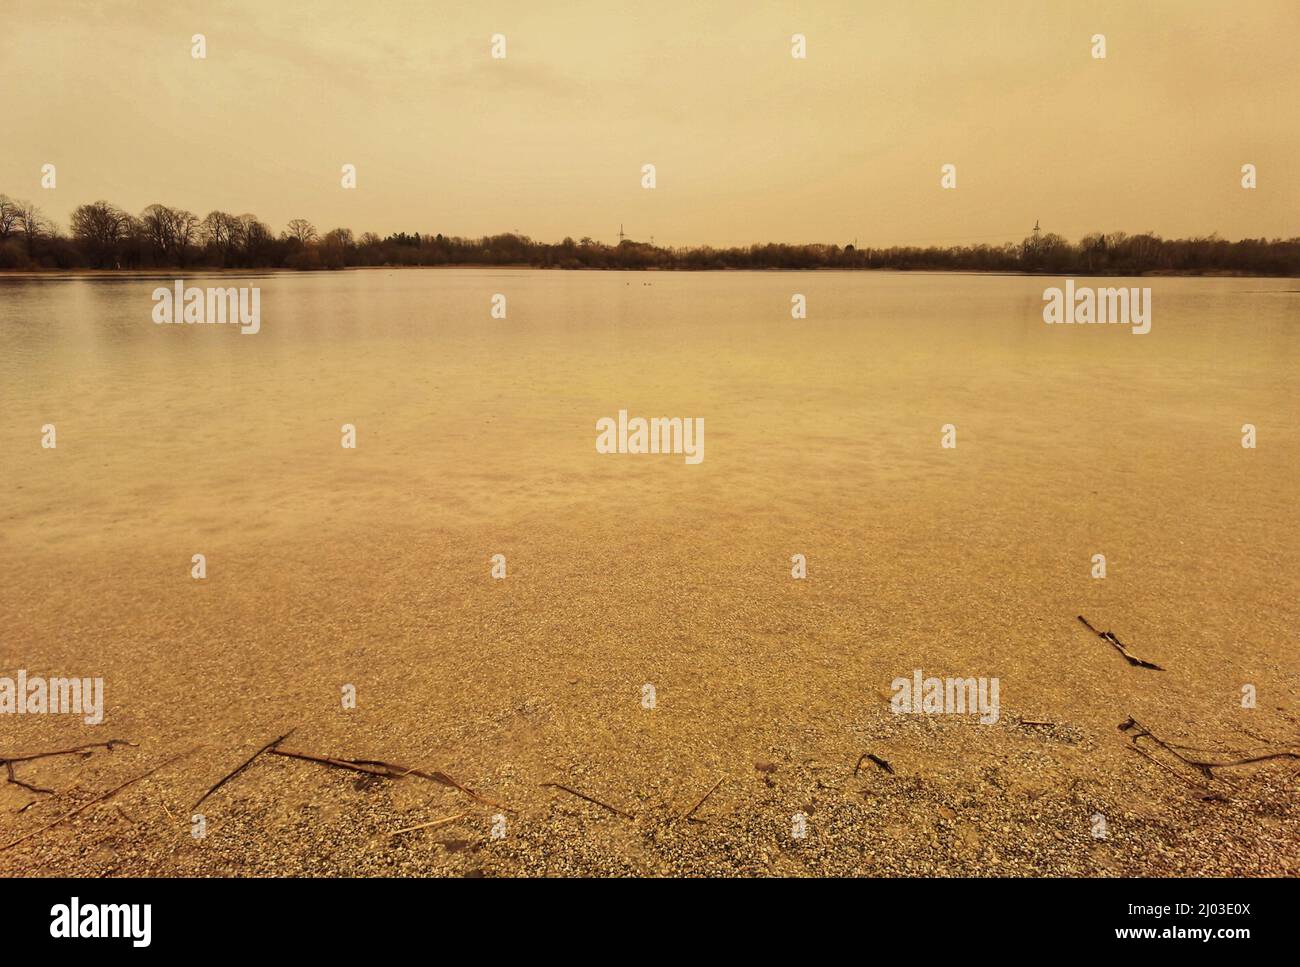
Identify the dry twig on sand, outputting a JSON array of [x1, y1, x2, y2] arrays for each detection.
[[1077, 615, 1164, 670], [387, 811, 468, 838], [541, 781, 635, 819], [1120, 716, 1299, 783], [681, 778, 723, 822], [1123, 740, 1205, 789], [0, 749, 192, 853], [853, 753, 894, 776], [1, 739, 137, 796], [270, 747, 510, 811], [194, 728, 296, 809]]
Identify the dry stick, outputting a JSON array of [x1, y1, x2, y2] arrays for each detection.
[[853, 753, 895, 776], [270, 748, 510, 812], [1, 739, 137, 796], [1076, 616, 1164, 670], [1121, 716, 1299, 779], [348, 758, 489, 802], [1019, 719, 1057, 727], [1121, 717, 1213, 780], [273, 749, 391, 775], [1227, 722, 1273, 747], [1204, 751, 1300, 768], [193, 728, 296, 809], [387, 811, 468, 838], [0, 750, 192, 853], [681, 778, 723, 822], [1155, 729, 1300, 770], [541, 782, 635, 820], [1125, 742, 1204, 790], [352, 760, 503, 808], [6, 761, 54, 795], [0, 739, 136, 764]]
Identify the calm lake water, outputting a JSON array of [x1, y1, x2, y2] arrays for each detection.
[[0, 269, 1295, 824], [2, 269, 1295, 547]]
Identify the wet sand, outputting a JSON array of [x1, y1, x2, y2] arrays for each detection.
[[1, 269, 1296, 876]]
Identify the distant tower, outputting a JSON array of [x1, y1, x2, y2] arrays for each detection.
[[1022, 219, 1044, 264], [618, 223, 627, 243]]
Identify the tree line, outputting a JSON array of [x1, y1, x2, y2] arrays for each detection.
[[2, 194, 1298, 275]]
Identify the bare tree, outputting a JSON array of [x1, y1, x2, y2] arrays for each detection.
[[201, 211, 241, 263], [236, 214, 273, 262], [141, 204, 176, 259], [174, 209, 199, 249], [139, 204, 199, 264], [12, 199, 48, 250], [322, 227, 353, 247], [285, 218, 317, 244], [171, 208, 199, 265], [70, 201, 130, 266], [0, 195, 18, 239], [319, 227, 355, 268]]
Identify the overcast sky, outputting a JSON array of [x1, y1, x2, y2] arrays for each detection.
[[4, 0, 1297, 247]]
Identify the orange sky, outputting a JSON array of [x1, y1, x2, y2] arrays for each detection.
[[4, 0, 1297, 247]]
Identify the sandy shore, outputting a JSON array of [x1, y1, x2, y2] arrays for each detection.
[[2, 512, 1295, 877]]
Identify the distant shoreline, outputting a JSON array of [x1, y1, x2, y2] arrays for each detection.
[[4, 196, 1299, 276], [2, 265, 1296, 279]]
